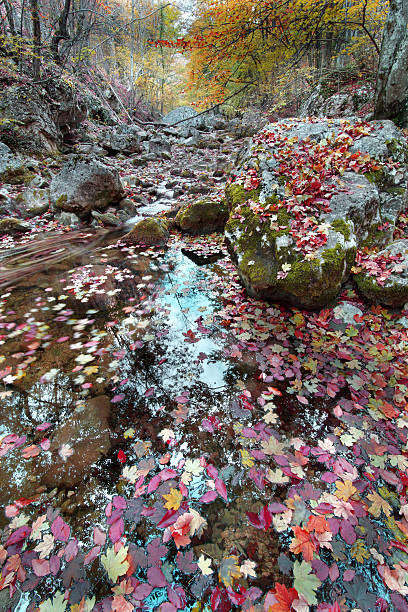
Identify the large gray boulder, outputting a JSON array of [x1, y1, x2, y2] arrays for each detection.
[[102, 124, 143, 154], [142, 136, 171, 158], [164, 106, 199, 128], [300, 82, 374, 118], [50, 157, 125, 217], [224, 118, 408, 309], [355, 240, 408, 307]]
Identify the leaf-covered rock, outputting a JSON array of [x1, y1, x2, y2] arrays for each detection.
[[225, 118, 408, 308], [355, 239, 408, 306]]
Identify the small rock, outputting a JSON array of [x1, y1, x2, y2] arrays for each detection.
[[332, 301, 364, 328], [91, 210, 122, 226], [56, 212, 80, 227], [119, 198, 139, 216]]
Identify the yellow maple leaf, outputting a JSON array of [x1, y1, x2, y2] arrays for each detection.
[[335, 479, 357, 502], [163, 488, 183, 511], [350, 539, 370, 563], [84, 365, 99, 376], [240, 449, 254, 467], [366, 491, 392, 518], [101, 545, 129, 583]]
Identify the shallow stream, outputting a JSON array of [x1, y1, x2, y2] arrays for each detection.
[[1, 199, 407, 611]]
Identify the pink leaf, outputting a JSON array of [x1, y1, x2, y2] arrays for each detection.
[[93, 527, 106, 546], [32, 558, 50, 577], [215, 478, 228, 502], [84, 546, 101, 566], [111, 394, 125, 403], [113, 496, 127, 510], [157, 509, 179, 529], [64, 539, 78, 562], [311, 559, 329, 581], [51, 516, 70, 542], [40, 438, 50, 451], [329, 563, 339, 582], [147, 474, 161, 494], [340, 520, 356, 545], [160, 605, 177, 612], [343, 569, 355, 581], [6, 525, 31, 546], [49, 555, 60, 575], [109, 518, 124, 543], [206, 465, 218, 479], [147, 566, 167, 588], [133, 584, 153, 599], [36, 423, 52, 431], [321, 472, 338, 484], [161, 469, 178, 481], [199, 490, 218, 503]]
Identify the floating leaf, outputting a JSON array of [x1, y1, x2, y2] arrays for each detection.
[[101, 545, 129, 583]]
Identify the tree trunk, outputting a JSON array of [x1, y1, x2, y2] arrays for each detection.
[[50, 0, 72, 64], [374, 0, 408, 125], [1, 0, 16, 36], [30, 0, 41, 79]]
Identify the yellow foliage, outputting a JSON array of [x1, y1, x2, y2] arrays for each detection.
[[184, 0, 388, 108]]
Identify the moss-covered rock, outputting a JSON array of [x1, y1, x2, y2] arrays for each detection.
[[0, 217, 31, 234], [14, 188, 49, 217], [175, 198, 229, 235], [0, 142, 34, 185], [355, 240, 408, 307], [225, 183, 261, 210], [123, 217, 169, 246], [225, 204, 357, 309]]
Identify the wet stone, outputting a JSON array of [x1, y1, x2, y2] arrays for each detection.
[[38, 395, 112, 488]]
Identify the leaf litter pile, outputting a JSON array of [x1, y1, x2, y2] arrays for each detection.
[[1, 186, 408, 610]]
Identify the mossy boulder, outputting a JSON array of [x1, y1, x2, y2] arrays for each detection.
[[225, 207, 356, 309], [50, 157, 125, 218], [14, 188, 49, 217], [0, 142, 34, 185], [0, 217, 31, 234], [355, 240, 408, 307], [123, 217, 169, 246], [175, 198, 229, 235]]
